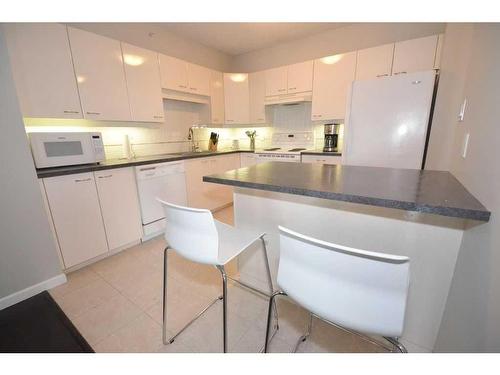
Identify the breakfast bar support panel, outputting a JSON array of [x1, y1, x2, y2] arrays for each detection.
[[233, 187, 465, 353]]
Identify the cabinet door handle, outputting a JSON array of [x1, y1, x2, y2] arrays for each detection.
[[74, 178, 92, 183], [86, 111, 101, 115], [63, 110, 80, 114], [393, 71, 407, 75], [376, 74, 389, 78], [98, 174, 112, 179]]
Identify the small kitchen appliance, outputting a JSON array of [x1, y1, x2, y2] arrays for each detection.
[[323, 123, 340, 152], [29, 132, 105, 168]]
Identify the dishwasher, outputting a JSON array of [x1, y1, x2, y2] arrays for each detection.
[[135, 161, 187, 240]]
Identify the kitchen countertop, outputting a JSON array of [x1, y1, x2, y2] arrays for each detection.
[[36, 150, 253, 178], [203, 162, 491, 222]]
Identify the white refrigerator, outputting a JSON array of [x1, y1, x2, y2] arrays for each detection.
[[342, 70, 436, 169]]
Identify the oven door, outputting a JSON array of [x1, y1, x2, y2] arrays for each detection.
[[29, 132, 97, 168]]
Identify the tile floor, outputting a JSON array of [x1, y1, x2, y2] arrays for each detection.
[[50, 205, 388, 353]]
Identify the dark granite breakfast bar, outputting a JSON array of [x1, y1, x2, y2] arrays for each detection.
[[204, 161, 490, 352], [203, 161, 490, 222]]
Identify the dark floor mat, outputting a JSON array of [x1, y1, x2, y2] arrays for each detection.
[[0, 291, 94, 353]]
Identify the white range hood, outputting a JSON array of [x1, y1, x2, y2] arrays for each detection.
[[264, 91, 312, 105]]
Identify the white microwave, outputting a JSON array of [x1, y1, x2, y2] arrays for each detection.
[[29, 132, 105, 168]]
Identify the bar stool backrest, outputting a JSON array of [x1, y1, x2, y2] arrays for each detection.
[[278, 226, 410, 338], [158, 199, 219, 265]]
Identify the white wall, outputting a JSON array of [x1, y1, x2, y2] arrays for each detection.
[[425, 24, 474, 171], [434, 24, 500, 352], [68, 23, 233, 72], [0, 28, 63, 307], [231, 23, 445, 72]]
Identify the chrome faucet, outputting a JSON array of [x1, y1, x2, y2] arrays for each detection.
[[188, 126, 200, 152]]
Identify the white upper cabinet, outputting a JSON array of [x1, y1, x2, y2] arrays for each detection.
[[68, 27, 131, 121], [249, 71, 266, 124], [287, 60, 314, 93], [392, 35, 439, 75], [312, 51, 357, 121], [94, 167, 143, 251], [187, 63, 210, 96], [159, 54, 189, 92], [4, 24, 82, 119], [224, 73, 250, 125], [121, 43, 164, 123], [159, 55, 210, 96], [356, 43, 394, 80], [265, 66, 288, 96], [210, 70, 225, 125], [265, 61, 313, 96]]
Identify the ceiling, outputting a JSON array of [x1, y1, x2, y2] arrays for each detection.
[[156, 23, 349, 56]]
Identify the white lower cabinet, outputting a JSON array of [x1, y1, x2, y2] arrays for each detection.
[[94, 168, 142, 251], [43, 172, 108, 269], [185, 154, 240, 210], [301, 154, 342, 165], [43, 167, 143, 269]]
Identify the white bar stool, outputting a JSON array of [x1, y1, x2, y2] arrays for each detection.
[[158, 199, 278, 353], [264, 226, 410, 353]]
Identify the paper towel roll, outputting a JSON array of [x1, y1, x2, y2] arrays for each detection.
[[123, 134, 132, 160]]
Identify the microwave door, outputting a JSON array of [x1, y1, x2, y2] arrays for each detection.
[[30, 133, 96, 168]]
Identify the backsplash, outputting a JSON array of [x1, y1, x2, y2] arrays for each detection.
[[24, 100, 343, 160]]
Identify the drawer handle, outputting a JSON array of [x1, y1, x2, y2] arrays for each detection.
[[190, 87, 197, 91], [257, 118, 264, 121], [178, 85, 187, 88], [86, 111, 101, 115], [63, 110, 80, 114], [98, 174, 112, 179], [153, 115, 163, 119], [289, 87, 297, 90], [312, 114, 322, 118], [376, 74, 389, 78], [139, 166, 156, 171], [278, 88, 286, 92], [226, 119, 234, 122], [213, 118, 219, 122], [74, 178, 92, 183], [394, 71, 407, 75]]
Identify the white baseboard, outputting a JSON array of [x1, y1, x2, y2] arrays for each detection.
[[0, 273, 67, 311]]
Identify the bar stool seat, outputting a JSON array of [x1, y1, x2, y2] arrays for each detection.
[[264, 226, 410, 353], [158, 199, 278, 353], [214, 221, 266, 265]]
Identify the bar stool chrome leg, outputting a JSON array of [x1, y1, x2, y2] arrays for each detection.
[[162, 246, 222, 346], [260, 236, 279, 330], [293, 313, 313, 353], [264, 290, 287, 353], [384, 336, 408, 353], [217, 265, 228, 353]]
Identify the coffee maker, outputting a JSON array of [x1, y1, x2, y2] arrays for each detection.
[[323, 123, 340, 152]]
